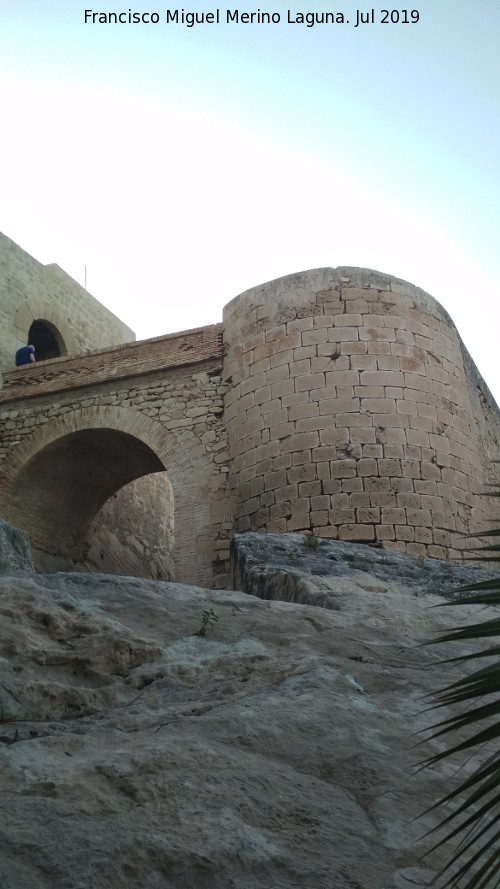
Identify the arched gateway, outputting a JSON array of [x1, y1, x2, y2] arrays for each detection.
[[0, 406, 222, 587]]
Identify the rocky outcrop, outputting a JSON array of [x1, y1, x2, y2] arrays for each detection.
[[0, 520, 494, 888], [0, 515, 33, 573], [230, 531, 495, 605]]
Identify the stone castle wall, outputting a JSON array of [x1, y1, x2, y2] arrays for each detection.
[[0, 232, 133, 377], [223, 268, 500, 560], [1, 234, 500, 581]]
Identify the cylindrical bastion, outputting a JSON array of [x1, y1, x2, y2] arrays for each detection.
[[222, 267, 500, 560]]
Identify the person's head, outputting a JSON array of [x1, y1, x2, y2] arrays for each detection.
[[28, 344, 35, 352]]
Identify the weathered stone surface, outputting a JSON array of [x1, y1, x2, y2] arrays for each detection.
[[230, 530, 496, 606], [0, 515, 33, 573], [0, 522, 496, 888]]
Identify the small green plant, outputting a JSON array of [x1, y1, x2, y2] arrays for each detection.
[[196, 608, 219, 637], [303, 533, 320, 550]]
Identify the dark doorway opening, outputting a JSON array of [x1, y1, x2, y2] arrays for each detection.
[[28, 320, 66, 362]]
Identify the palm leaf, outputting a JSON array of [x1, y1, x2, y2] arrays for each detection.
[[421, 502, 500, 889]]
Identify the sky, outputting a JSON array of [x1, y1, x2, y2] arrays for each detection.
[[1, 1, 500, 399]]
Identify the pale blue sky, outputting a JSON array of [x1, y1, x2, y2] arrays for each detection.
[[1, 1, 499, 398]]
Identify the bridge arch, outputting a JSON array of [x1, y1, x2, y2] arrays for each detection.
[[0, 405, 215, 586]]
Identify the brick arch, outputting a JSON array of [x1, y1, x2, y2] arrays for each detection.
[[0, 405, 214, 585], [13, 298, 78, 356]]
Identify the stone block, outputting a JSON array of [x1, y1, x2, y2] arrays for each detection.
[[311, 357, 337, 374], [378, 458, 402, 476], [295, 373, 325, 392], [325, 370, 360, 388], [311, 494, 330, 511], [253, 342, 275, 362], [360, 370, 405, 388], [356, 507, 380, 523], [310, 510, 329, 526], [329, 509, 356, 525], [329, 459, 357, 478], [319, 398, 360, 414], [271, 379, 295, 399], [406, 542, 426, 557], [299, 480, 322, 497], [341, 477, 364, 492], [302, 329, 329, 346], [396, 399, 418, 416], [281, 432, 320, 454], [312, 525, 339, 538], [286, 515, 310, 531], [390, 478, 415, 494], [267, 363, 290, 385], [396, 493, 421, 508], [269, 423, 295, 440], [289, 497, 311, 514], [377, 356, 401, 371], [335, 313, 363, 326], [407, 429, 430, 448], [409, 414, 433, 433], [405, 508, 432, 527], [376, 524, 396, 540], [330, 493, 350, 508], [287, 463, 317, 484], [348, 427, 377, 444], [359, 327, 397, 343], [367, 341, 392, 356], [415, 526, 433, 544], [384, 540, 408, 553], [290, 358, 312, 377], [350, 355, 378, 370], [339, 524, 375, 541], [362, 445, 383, 458], [428, 545, 447, 558], [318, 428, 350, 447], [381, 507, 406, 524], [383, 444, 404, 459], [264, 470, 288, 491], [395, 525, 415, 541], [266, 518, 288, 533], [357, 458, 378, 476], [322, 478, 342, 493], [270, 348, 294, 369], [287, 317, 314, 333], [361, 398, 397, 415], [355, 385, 384, 398], [370, 492, 397, 507]]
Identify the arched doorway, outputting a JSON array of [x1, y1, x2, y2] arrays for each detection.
[[0, 405, 218, 587], [28, 319, 67, 361]]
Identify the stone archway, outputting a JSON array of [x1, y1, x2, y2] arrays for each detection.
[[0, 406, 215, 586], [12, 298, 78, 358], [28, 319, 67, 361]]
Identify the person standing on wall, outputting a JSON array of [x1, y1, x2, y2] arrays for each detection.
[[15, 344, 35, 366]]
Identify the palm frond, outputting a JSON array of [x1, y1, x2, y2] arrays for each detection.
[[421, 495, 500, 889]]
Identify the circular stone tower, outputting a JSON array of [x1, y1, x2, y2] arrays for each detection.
[[222, 267, 500, 560]]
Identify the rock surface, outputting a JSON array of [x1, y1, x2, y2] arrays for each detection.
[[0, 515, 33, 574], [0, 524, 495, 888]]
